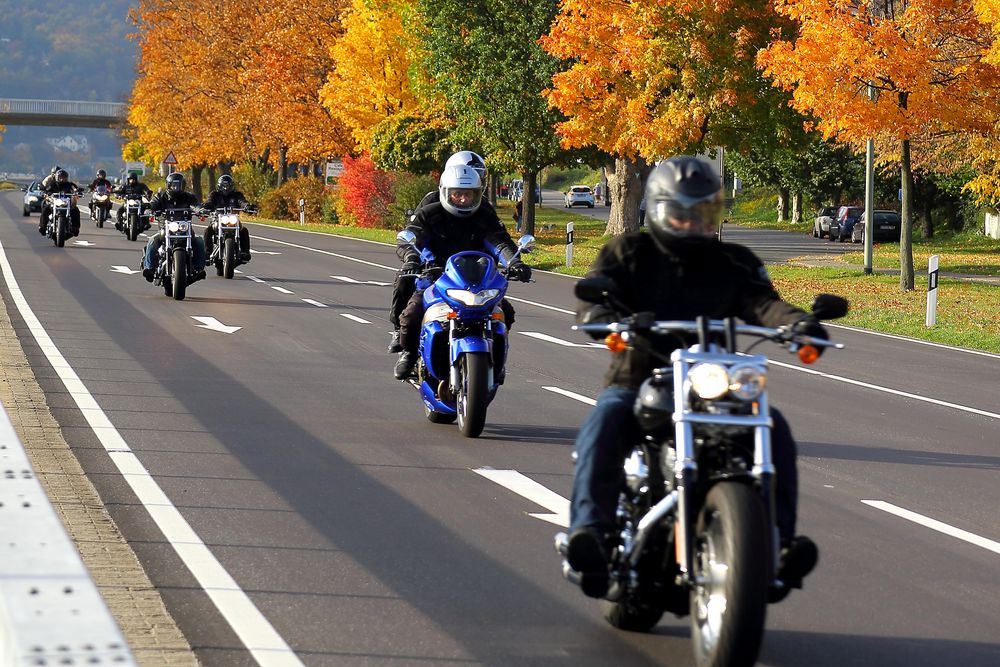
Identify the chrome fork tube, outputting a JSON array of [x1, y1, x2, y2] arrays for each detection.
[[673, 359, 697, 576], [753, 391, 779, 575]]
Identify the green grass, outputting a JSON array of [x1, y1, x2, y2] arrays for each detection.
[[839, 232, 1000, 276], [0, 182, 18, 190]]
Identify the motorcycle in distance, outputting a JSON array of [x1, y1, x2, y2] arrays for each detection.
[[395, 230, 534, 438], [89, 184, 113, 228], [556, 277, 848, 667], [206, 205, 256, 279], [120, 193, 151, 242], [149, 207, 201, 301], [44, 188, 82, 248]]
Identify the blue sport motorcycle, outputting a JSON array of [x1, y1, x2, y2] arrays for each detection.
[[397, 231, 534, 437]]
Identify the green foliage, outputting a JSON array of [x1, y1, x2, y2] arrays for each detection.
[[388, 173, 437, 229], [260, 176, 328, 222], [232, 163, 277, 205], [542, 167, 602, 193], [369, 115, 452, 174]]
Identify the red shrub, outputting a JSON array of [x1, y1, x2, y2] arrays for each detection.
[[336, 154, 396, 228]]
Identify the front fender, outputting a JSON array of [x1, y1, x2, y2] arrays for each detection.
[[450, 336, 491, 366]]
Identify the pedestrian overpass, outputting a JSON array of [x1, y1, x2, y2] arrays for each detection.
[[0, 98, 126, 129]]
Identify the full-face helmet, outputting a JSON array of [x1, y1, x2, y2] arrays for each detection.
[[645, 157, 722, 249], [165, 172, 185, 194], [438, 165, 483, 217], [444, 151, 487, 183], [217, 174, 235, 194]]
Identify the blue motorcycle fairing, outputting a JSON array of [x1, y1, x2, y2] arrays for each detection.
[[450, 336, 490, 365]]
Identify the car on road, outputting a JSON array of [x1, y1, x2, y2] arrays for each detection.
[[21, 181, 44, 216], [812, 205, 838, 238], [851, 210, 902, 244], [563, 185, 595, 208], [830, 205, 864, 242]]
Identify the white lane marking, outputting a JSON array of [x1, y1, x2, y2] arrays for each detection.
[[340, 313, 372, 324], [271, 286, 294, 294], [301, 299, 327, 308], [770, 360, 1000, 420], [110, 265, 139, 275], [862, 500, 1000, 556], [251, 235, 396, 271], [73, 240, 95, 246], [828, 323, 1000, 360], [542, 386, 597, 406], [246, 276, 266, 283], [473, 468, 569, 527], [250, 249, 281, 255], [330, 275, 392, 287], [191, 316, 242, 334], [0, 240, 303, 667], [519, 331, 604, 348], [506, 296, 574, 315]]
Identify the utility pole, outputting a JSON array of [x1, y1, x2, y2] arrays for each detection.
[[864, 83, 876, 275]]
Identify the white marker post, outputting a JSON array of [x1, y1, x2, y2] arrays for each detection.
[[566, 221, 574, 268], [299, 198, 305, 226], [926, 254, 939, 327]]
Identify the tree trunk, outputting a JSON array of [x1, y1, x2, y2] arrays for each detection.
[[791, 191, 802, 224], [899, 136, 915, 291], [605, 157, 646, 236], [207, 165, 217, 191], [522, 171, 538, 236], [776, 187, 790, 222], [487, 173, 497, 206], [278, 145, 289, 185], [921, 198, 933, 239], [191, 165, 203, 201]]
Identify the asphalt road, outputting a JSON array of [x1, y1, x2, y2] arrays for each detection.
[[1, 190, 998, 667]]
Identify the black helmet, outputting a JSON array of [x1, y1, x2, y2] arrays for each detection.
[[126, 173, 138, 184], [217, 174, 234, 194], [56, 169, 69, 183], [51, 165, 61, 175], [165, 172, 185, 194], [645, 157, 722, 249], [96, 169, 106, 179]]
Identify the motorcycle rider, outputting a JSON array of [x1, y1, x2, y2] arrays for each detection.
[[114, 173, 154, 230], [87, 169, 114, 220], [38, 169, 82, 237], [393, 164, 531, 380], [387, 150, 491, 353], [142, 172, 206, 282], [202, 174, 254, 263], [566, 156, 823, 600], [40, 165, 62, 190]]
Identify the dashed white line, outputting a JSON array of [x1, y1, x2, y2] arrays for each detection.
[[340, 313, 371, 324], [246, 276, 266, 283], [862, 500, 1000, 555], [301, 299, 327, 308], [271, 286, 294, 294], [542, 386, 597, 406]]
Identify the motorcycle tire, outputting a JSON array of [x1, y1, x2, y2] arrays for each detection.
[[456, 352, 489, 438], [690, 482, 769, 667], [223, 237, 236, 279], [97, 207, 105, 228], [602, 601, 664, 633], [55, 216, 65, 248], [128, 214, 138, 242], [171, 248, 187, 301]]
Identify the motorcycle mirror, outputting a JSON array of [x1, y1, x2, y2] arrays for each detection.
[[397, 230, 417, 246], [575, 276, 619, 304], [810, 294, 849, 320], [516, 234, 536, 253], [404, 208, 414, 217]]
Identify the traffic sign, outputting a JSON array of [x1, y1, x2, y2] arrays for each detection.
[[325, 159, 344, 187], [162, 151, 178, 166]]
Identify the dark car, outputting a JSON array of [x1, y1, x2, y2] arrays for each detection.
[[812, 206, 838, 238], [851, 210, 901, 244], [830, 205, 864, 242], [21, 181, 44, 216]]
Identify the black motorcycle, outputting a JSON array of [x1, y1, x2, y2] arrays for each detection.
[[207, 206, 254, 279], [557, 277, 848, 667], [151, 208, 199, 301], [44, 189, 81, 248]]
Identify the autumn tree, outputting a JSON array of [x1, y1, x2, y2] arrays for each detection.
[[760, 0, 1000, 290]]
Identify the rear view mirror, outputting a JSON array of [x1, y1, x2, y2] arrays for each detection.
[[396, 230, 417, 246], [810, 294, 849, 321], [575, 276, 619, 304], [516, 234, 535, 253]]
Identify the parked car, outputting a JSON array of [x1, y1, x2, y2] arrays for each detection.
[[851, 210, 901, 244], [507, 179, 541, 203], [564, 185, 596, 208], [21, 181, 44, 216], [830, 205, 864, 242], [812, 205, 838, 238]]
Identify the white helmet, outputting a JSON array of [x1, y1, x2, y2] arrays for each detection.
[[439, 165, 483, 217], [444, 150, 487, 182]]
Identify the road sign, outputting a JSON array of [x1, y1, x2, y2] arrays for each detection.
[[162, 151, 178, 166], [125, 161, 146, 177], [325, 159, 344, 187]]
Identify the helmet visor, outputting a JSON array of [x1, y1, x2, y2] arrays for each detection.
[[444, 187, 482, 214], [652, 193, 723, 238]]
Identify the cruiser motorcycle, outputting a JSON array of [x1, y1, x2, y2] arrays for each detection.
[[44, 190, 81, 248], [90, 184, 112, 228], [151, 208, 200, 301], [207, 206, 254, 279], [120, 194, 150, 242], [556, 277, 847, 667]]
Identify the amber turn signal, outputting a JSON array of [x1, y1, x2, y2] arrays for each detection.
[[798, 345, 820, 364], [605, 332, 627, 353]]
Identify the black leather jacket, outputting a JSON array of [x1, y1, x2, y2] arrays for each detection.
[[149, 189, 199, 213], [396, 201, 517, 268], [203, 189, 249, 211], [115, 182, 153, 199], [578, 232, 825, 390], [43, 180, 80, 195]]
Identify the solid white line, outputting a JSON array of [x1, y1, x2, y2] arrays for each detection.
[[519, 331, 604, 348], [862, 500, 1000, 555], [505, 296, 574, 315], [271, 286, 293, 294], [541, 386, 597, 406], [770, 360, 1000, 420], [0, 240, 303, 667], [828, 323, 1000, 360], [301, 299, 327, 308], [340, 313, 371, 324], [473, 468, 569, 527]]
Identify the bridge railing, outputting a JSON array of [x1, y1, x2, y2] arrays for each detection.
[[0, 99, 126, 118]]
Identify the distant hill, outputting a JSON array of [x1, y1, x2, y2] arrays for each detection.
[[0, 0, 137, 102]]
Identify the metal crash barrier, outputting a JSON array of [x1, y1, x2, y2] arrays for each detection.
[[0, 405, 135, 666]]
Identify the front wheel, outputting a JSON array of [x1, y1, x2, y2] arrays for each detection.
[[55, 215, 65, 247], [23, 206, 29, 217], [456, 353, 490, 438], [128, 213, 138, 242], [690, 482, 769, 667], [97, 206, 106, 228], [171, 248, 187, 301], [223, 236, 236, 279]]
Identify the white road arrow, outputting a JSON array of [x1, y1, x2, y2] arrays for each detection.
[[473, 468, 569, 527], [110, 266, 139, 275], [191, 316, 242, 334], [73, 240, 95, 246]]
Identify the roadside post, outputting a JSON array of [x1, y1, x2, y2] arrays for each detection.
[[926, 254, 939, 326], [299, 198, 305, 226], [566, 221, 574, 268]]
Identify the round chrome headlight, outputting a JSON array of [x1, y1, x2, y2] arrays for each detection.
[[728, 365, 767, 401], [688, 363, 729, 400]]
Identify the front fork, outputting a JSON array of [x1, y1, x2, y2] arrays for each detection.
[[447, 319, 496, 391]]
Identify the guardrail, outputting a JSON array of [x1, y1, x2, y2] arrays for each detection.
[[0, 99, 125, 118], [0, 403, 135, 666]]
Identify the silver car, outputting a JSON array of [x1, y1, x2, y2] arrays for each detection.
[[564, 185, 595, 208]]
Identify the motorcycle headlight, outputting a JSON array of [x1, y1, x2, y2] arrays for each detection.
[[28, 196, 38, 202], [446, 288, 500, 307], [167, 221, 189, 233], [688, 363, 730, 400], [728, 364, 767, 401]]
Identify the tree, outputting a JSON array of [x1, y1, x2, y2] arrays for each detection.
[[759, 0, 1000, 290]]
